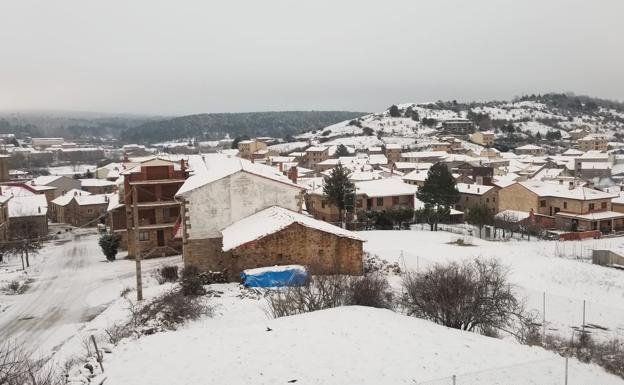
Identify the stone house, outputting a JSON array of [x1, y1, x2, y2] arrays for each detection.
[[219, 206, 363, 278], [238, 139, 267, 159], [31, 175, 81, 200], [49, 189, 91, 223], [455, 183, 498, 214], [304, 146, 330, 169], [577, 134, 608, 152], [515, 144, 546, 156], [64, 194, 109, 227], [498, 180, 620, 232], [384, 144, 402, 164], [7, 194, 48, 239], [400, 151, 448, 164], [176, 155, 362, 280], [470, 131, 495, 147], [441, 118, 474, 134], [306, 178, 418, 222]]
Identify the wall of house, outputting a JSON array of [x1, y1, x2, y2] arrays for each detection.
[[50, 178, 81, 198], [184, 223, 363, 281], [455, 189, 498, 213], [184, 171, 302, 239], [9, 215, 48, 239], [65, 202, 108, 227], [498, 184, 540, 213], [306, 194, 342, 222]]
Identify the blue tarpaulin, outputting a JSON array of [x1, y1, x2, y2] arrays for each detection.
[[240, 265, 308, 287]]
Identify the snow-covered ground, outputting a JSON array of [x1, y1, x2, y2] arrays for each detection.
[[0, 228, 180, 361], [362, 229, 624, 341], [103, 286, 622, 385]]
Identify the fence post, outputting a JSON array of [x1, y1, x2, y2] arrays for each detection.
[[542, 291, 546, 337], [452, 374, 456, 385], [582, 300, 586, 333], [564, 356, 568, 385]]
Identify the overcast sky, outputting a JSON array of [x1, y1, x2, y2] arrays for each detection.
[[1, 0, 623, 116]]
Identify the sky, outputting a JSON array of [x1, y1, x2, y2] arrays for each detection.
[[1, 0, 623, 116]]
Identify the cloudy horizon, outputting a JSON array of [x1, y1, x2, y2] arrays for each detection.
[[1, 0, 623, 116]]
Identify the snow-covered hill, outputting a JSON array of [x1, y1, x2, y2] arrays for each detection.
[[293, 94, 624, 152]]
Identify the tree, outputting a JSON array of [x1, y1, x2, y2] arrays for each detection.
[[389, 105, 401, 118], [362, 127, 374, 136], [545, 130, 562, 141], [416, 163, 459, 230], [334, 144, 350, 158], [466, 204, 494, 238], [99, 233, 121, 262], [323, 164, 355, 224], [402, 259, 531, 337], [230, 135, 250, 149], [84, 169, 94, 179], [6, 220, 43, 269]]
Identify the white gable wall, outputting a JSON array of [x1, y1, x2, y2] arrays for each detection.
[[185, 170, 301, 239]]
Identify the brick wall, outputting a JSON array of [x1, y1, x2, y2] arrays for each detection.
[[183, 223, 363, 281]]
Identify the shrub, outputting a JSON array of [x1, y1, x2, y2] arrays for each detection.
[[388, 105, 401, 117], [348, 273, 393, 309], [180, 266, 206, 296], [99, 233, 121, 262], [267, 274, 393, 318], [156, 265, 179, 284], [0, 341, 62, 385], [401, 259, 529, 337]]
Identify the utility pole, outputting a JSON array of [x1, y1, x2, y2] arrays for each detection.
[[132, 185, 143, 301]]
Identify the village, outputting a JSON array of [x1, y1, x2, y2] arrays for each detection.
[[0, 103, 624, 384]]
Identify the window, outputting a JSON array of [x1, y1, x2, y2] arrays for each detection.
[[87, 209, 94, 214], [540, 200, 546, 207], [321, 201, 326, 209], [392, 196, 399, 205], [563, 201, 567, 209], [376, 197, 383, 206], [486, 198, 489, 203], [139, 231, 149, 241], [601, 202, 607, 209], [493, 197, 495, 202], [554, 207, 560, 214], [589, 203, 595, 210]]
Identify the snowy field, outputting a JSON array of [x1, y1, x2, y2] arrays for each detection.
[[103, 286, 622, 385], [362, 229, 624, 341]]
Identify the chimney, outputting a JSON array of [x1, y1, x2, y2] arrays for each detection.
[[279, 162, 283, 172], [123, 152, 129, 162], [477, 187, 480, 193], [180, 159, 186, 172], [38, 206, 41, 214], [288, 166, 298, 184]]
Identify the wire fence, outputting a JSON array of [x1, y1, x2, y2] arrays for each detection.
[[416, 357, 578, 385]]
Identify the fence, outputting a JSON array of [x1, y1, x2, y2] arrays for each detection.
[[416, 357, 579, 385], [393, 252, 624, 343]]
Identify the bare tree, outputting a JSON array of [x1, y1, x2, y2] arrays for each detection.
[[401, 259, 531, 338]]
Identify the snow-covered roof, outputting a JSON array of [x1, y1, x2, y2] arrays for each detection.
[[32, 175, 64, 185], [80, 178, 117, 187], [107, 192, 124, 212], [517, 180, 617, 200], [456, 183, 494, 195], [176, 154, 303, 196], [51, 189, 91, 206], [305, 146, 328, 152], [580, 162, 610, 170], [515, 144, 544, 151], [221, 206, 363, 251], [355, 179, 418, 198], [74, 194, 110, 206], [8, 194, 47, 217], [401, 151, 448, 159], [556, 211, 624, 221], [402, 170, 428, 183], [562, 149, 584, 156], [494, 209, 531, 222], [393, 162, 432, 171]]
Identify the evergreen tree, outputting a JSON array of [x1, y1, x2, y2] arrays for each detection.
[[416, 163, 459, 230], [323, 164, 355, 224], [465, 204, 494, 238], [389, 105, 401, 118], [99, 233, 121, 262], [334, 144, 350, 157], [231, 135, 250, 149]]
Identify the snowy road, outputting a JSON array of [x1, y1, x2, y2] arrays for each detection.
[[0, 230, 178, 358]]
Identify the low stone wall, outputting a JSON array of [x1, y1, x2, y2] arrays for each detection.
[[592, 249, 624, 267]]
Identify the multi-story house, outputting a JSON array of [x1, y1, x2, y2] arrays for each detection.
[[498, 180, 621, 233], [304, 146, 329, 169], [470, 131, 495, 147], [515, 144, 546, 156], [577, 134, 608, 152], [64, 194, 109, 227], [454, 183, 498, 214], [121, 157, 188, 258], [441, 118, 474, 134], [384, 144, 402, 164], [238, 139, 267, 159]]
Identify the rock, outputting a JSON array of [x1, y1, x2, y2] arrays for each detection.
[[83, 363, 94, 374]]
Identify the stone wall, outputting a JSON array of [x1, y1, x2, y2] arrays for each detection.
[[183, 223, 363, 281]]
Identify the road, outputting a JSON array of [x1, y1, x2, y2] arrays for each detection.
[[0, 229, 178, 359]]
